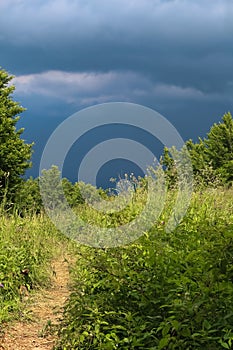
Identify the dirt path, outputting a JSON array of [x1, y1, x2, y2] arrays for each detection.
[[0, 255, 72, 350]]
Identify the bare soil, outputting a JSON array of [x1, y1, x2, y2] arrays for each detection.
[[0, 255, 72, 350]]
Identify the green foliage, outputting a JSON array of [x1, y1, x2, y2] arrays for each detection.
[[1, 71, 233, 349], [160, 146, 192, 198], [56, 188, 233, 349], [186, 138, 207, 175], [40, 166, 103, 212], [204, 112, 233, 171], [39, 165, 65, 211], [0, 68, 32, 204], [77, 181, 104, 205], [9, 169, 87, 215], [0, 214, 67, 323], [160, 147, 177, 187], [14, 177, 42, 214], [187, 112, 233, 186], [62, 178, 85, 206], [162, 112, 233, 187]]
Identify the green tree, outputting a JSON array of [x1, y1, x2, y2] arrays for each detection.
[[0, 68, 32, 204], [185, 138, 218, 186], [204, 112, 233, 168], [204, 112, 233, 183], [160, 147, 177, 186], [187, 112, 233, 185], [15, 177, 42, 214], [62, 177, 85, 206], [186, 138, 206, 174], [39, 166, 65, 211]]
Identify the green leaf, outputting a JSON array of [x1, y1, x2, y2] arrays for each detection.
[[158, 337, 170, 350], [202, 319, 211, 330], [162, 324, 170, 337], [219, 340, 230, 349]]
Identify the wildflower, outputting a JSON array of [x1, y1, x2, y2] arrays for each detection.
[[0, 283, 4, 288]]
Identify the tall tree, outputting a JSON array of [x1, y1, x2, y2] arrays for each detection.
[[204, 112, 233, 182], [0, 68, 32, 204], [163, 112, 233, 186], [187, 112, 233, 185]]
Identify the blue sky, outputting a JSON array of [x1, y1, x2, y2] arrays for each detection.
[[0, 0, 233, 186]]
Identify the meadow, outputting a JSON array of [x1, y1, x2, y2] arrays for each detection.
[[0, 187, 233, 349]]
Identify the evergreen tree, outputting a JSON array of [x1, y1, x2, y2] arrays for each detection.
[[0, 68, 32, 204]]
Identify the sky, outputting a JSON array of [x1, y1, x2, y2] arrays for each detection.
[[0, 0, 233, 187]]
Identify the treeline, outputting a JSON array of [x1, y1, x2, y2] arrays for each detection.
[[163, 112, 233, 187], [0, 67, 233, 213]]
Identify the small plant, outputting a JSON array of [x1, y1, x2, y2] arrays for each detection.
[[39, 319, 59, 338]]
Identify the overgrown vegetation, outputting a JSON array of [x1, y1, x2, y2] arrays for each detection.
[[56, 188, 233, 350], [0, 67, 233, 349], [0, 213, 68, 324], [163, 112, 233, 188]]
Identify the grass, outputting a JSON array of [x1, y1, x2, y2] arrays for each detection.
[[0, 187, 232, 349], [55, 187, 233, 349], [0, 212, 69, 324]]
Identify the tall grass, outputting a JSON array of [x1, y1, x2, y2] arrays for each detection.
[[1, 184, 232, 348], [0, 212, 68, 324], [56, 187, 233, 350]]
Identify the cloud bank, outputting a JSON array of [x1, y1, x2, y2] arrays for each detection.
[[1, 0, 232, 96], [1, 0, 233, 180]]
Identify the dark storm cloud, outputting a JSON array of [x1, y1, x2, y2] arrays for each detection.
[[1, 0, 233, 180], [0, 0, 233, 96]]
